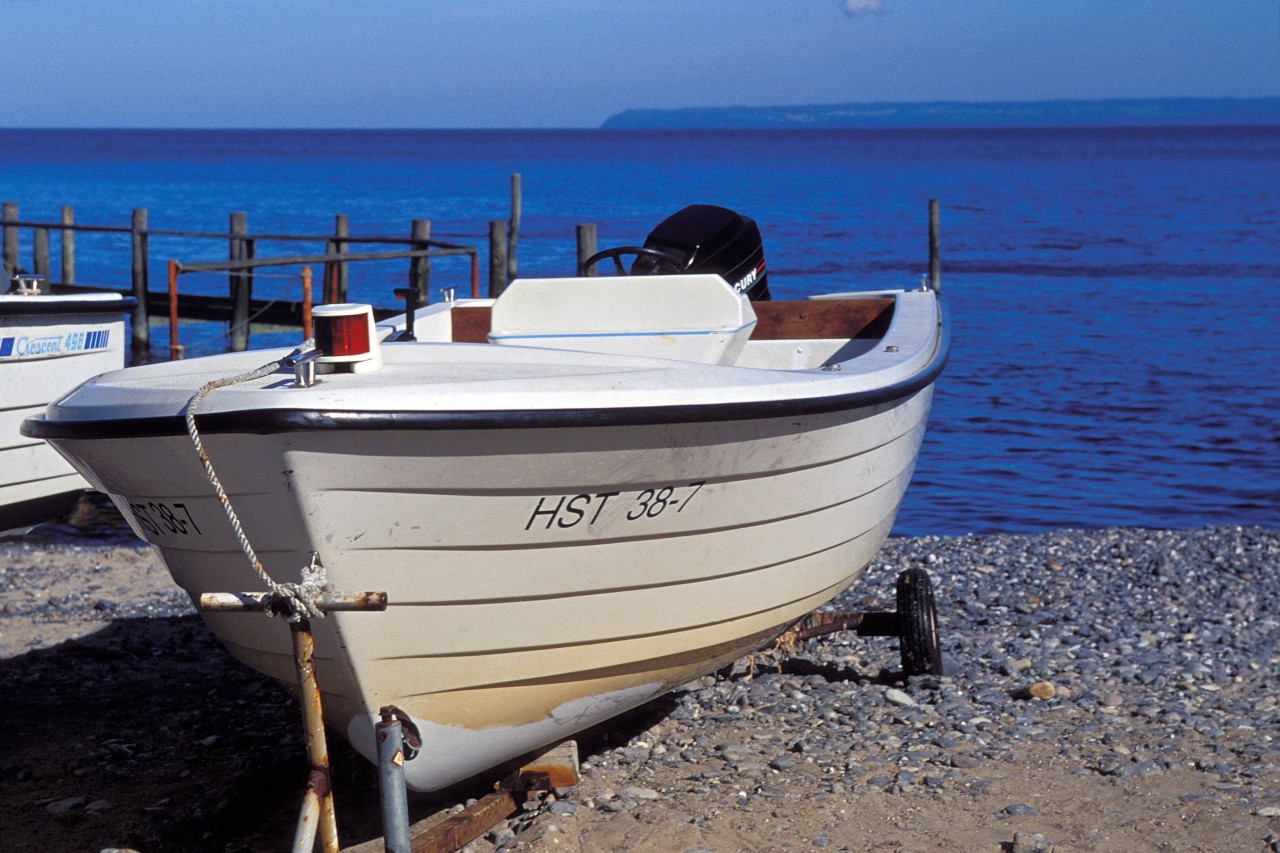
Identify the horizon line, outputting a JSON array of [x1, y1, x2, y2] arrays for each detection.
[[3, 123, 1277, 132], [3, 96, 1275, 133]]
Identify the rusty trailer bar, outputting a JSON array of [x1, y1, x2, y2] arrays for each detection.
[[791, 608, 900, 641], [197, 590, 388, 853]]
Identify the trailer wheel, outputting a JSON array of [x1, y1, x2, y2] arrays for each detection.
[[896, 568, 943, 676]]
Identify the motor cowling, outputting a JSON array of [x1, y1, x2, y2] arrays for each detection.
[[631, 205, 771, 301]]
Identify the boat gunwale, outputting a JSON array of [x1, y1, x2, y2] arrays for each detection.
[[0, 295, 138, 317], [23, 301, 947, 439]]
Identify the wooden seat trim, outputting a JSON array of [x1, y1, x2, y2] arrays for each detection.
[[749, 298, 894, 341]]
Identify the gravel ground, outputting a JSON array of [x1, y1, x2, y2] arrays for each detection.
[[1, 514, 1277, 852]]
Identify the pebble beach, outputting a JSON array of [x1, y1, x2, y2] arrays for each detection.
[[1, 520, 1277, 852]]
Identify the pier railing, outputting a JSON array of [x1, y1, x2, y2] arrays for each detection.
[[1, 202, 479, 359], [6, 186, 945, 359]]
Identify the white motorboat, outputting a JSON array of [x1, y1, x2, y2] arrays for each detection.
[[1, 276, 133, 533], [24, 206, 947, 792]]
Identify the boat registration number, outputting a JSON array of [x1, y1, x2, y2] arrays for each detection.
[[127, 500, 203, 537], [524, 481, 705, 531]]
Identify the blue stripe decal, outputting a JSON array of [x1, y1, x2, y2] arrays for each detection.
[[0, 337, 12, 357]]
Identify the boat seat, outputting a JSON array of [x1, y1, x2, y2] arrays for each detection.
[[487, 274, 758, 365]]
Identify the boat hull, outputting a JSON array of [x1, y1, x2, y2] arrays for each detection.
[[48, 388, 931, 790]]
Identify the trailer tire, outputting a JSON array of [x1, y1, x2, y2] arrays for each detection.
[[897, 568, 943, 676]]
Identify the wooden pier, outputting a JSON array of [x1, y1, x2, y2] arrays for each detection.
[[1, 201, 482, 361], [5, 181, 944, 360], [1, 176, 589, 361]]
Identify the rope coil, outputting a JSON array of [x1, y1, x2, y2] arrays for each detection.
[[184, 343, 324, 622]]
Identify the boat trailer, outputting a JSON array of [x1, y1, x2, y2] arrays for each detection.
[[199, 565, 940, 852], [198, 587, 581, 853], [789, 567, 944, 677]]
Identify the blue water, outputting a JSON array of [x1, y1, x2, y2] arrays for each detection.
[[3, 127, 1278, 536]]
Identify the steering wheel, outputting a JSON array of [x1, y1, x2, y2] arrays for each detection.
[[579, 246, 681, 277]]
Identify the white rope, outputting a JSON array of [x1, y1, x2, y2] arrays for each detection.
[[184, 344, 325, 622]]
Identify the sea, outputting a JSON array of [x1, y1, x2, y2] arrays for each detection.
[[2, 126, 1277, 537]]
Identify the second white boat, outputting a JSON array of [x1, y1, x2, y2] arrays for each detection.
[[1, 276, 133, 532]]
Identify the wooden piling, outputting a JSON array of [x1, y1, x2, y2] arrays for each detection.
[[130, 208, 150, 354], [2, 202, 17, 279], [168, 260, 182, 361], [33, 228, 50, 280], [576, 224, 597, 277], [229, 212, 251, 351], [334, 214, 349, 302], [60, 205, 75, 285], [323, 242, 335, 303], [489, 221, 509, 298], [928, 199, 941, 293], [410, 219, 431, 302], [508, 173, 521, 283]]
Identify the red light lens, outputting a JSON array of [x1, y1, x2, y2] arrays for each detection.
[[316, 313, 370, 357]]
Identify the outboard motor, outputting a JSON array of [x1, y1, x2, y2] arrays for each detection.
[[580, 204, 771, 301]]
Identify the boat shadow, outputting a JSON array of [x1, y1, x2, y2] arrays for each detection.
[[0, 614, 762, 850], [0, 602, 906, 852], [562, 648, 905, 766], [0, 611, 430, 852]]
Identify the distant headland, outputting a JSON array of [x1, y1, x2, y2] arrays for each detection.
[[600, 97, 1280, 129]]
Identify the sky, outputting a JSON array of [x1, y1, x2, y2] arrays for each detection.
[[3, 0, 1278, 128]]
